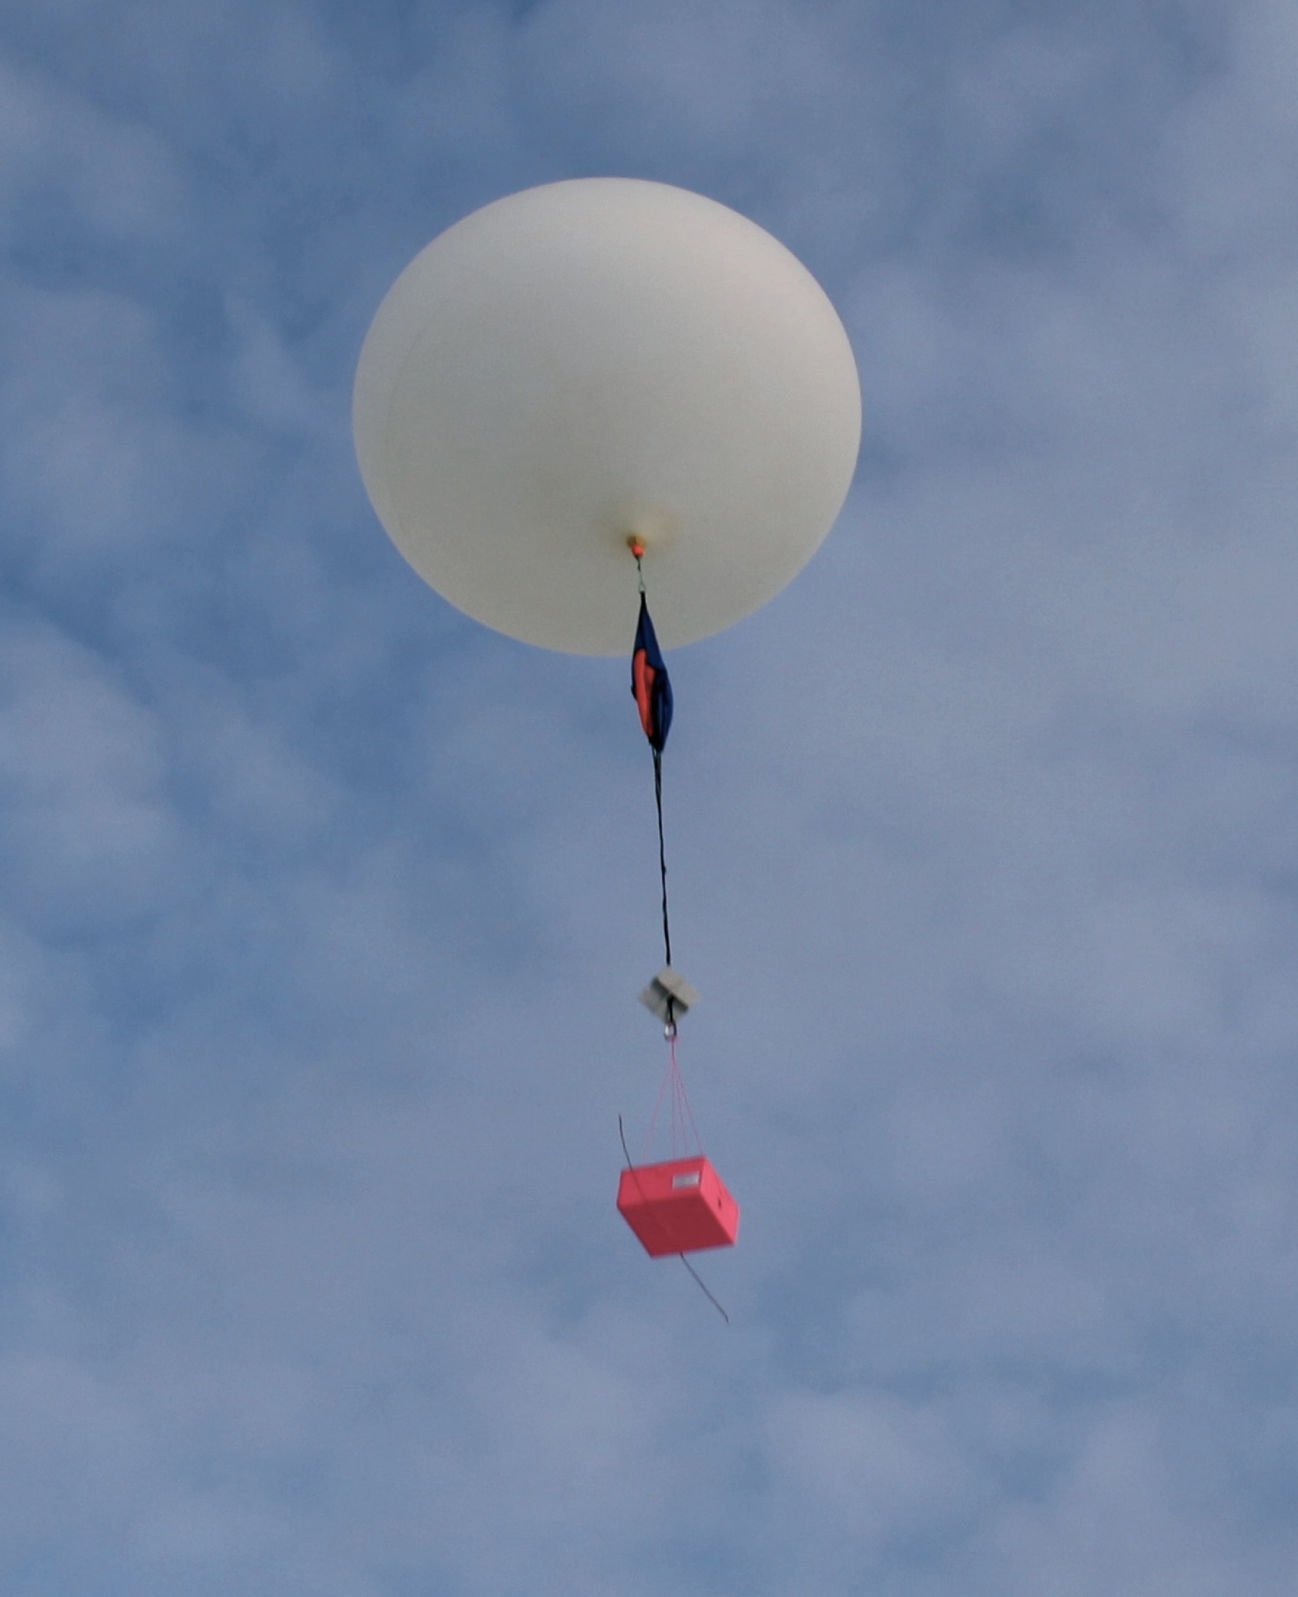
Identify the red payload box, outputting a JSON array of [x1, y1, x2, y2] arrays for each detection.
[[617, 1155, 740, 1258]]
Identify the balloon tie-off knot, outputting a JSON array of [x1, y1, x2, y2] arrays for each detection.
[[628, 536, 647, 594]]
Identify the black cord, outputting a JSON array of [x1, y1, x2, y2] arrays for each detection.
[[653, 748, 672, 971], [678, 1252, 732, 1325]]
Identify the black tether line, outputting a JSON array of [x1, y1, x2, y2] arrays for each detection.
[[636, 546, 675, 1023], [653, 747, 672, 970]]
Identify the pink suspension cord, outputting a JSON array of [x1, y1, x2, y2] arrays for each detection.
[[642, 1045, 673, 1160], [671, 1030, 702, 1155], [643, 1028, 703, 1162]]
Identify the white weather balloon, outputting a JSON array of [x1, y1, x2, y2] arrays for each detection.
[[353, 178, 860, 655]]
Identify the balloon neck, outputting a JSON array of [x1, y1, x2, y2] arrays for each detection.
[[627, 536, 648, 596]]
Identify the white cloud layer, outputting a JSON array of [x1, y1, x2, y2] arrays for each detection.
[[2, 1, 1297, 1593]]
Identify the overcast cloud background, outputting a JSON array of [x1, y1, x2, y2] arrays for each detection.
[[3, 2, 1297, 1593]]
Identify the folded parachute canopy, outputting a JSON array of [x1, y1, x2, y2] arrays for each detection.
[[632, 593, 673, 753]]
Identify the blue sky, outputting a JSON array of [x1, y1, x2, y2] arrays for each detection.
[[3, 1, 1298, 1592]]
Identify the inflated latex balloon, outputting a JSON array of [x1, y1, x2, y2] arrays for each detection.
[[353, 178, 860, 655]]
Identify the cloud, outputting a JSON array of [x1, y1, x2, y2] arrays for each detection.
[[0, 51, 188, 251], [0, 618, 184, 933], [3, 2, 1298, 1593]]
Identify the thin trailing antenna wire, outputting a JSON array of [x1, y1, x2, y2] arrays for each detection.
[[678, 1246, 731, 1325], [618, 1115, 730, 1325]]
